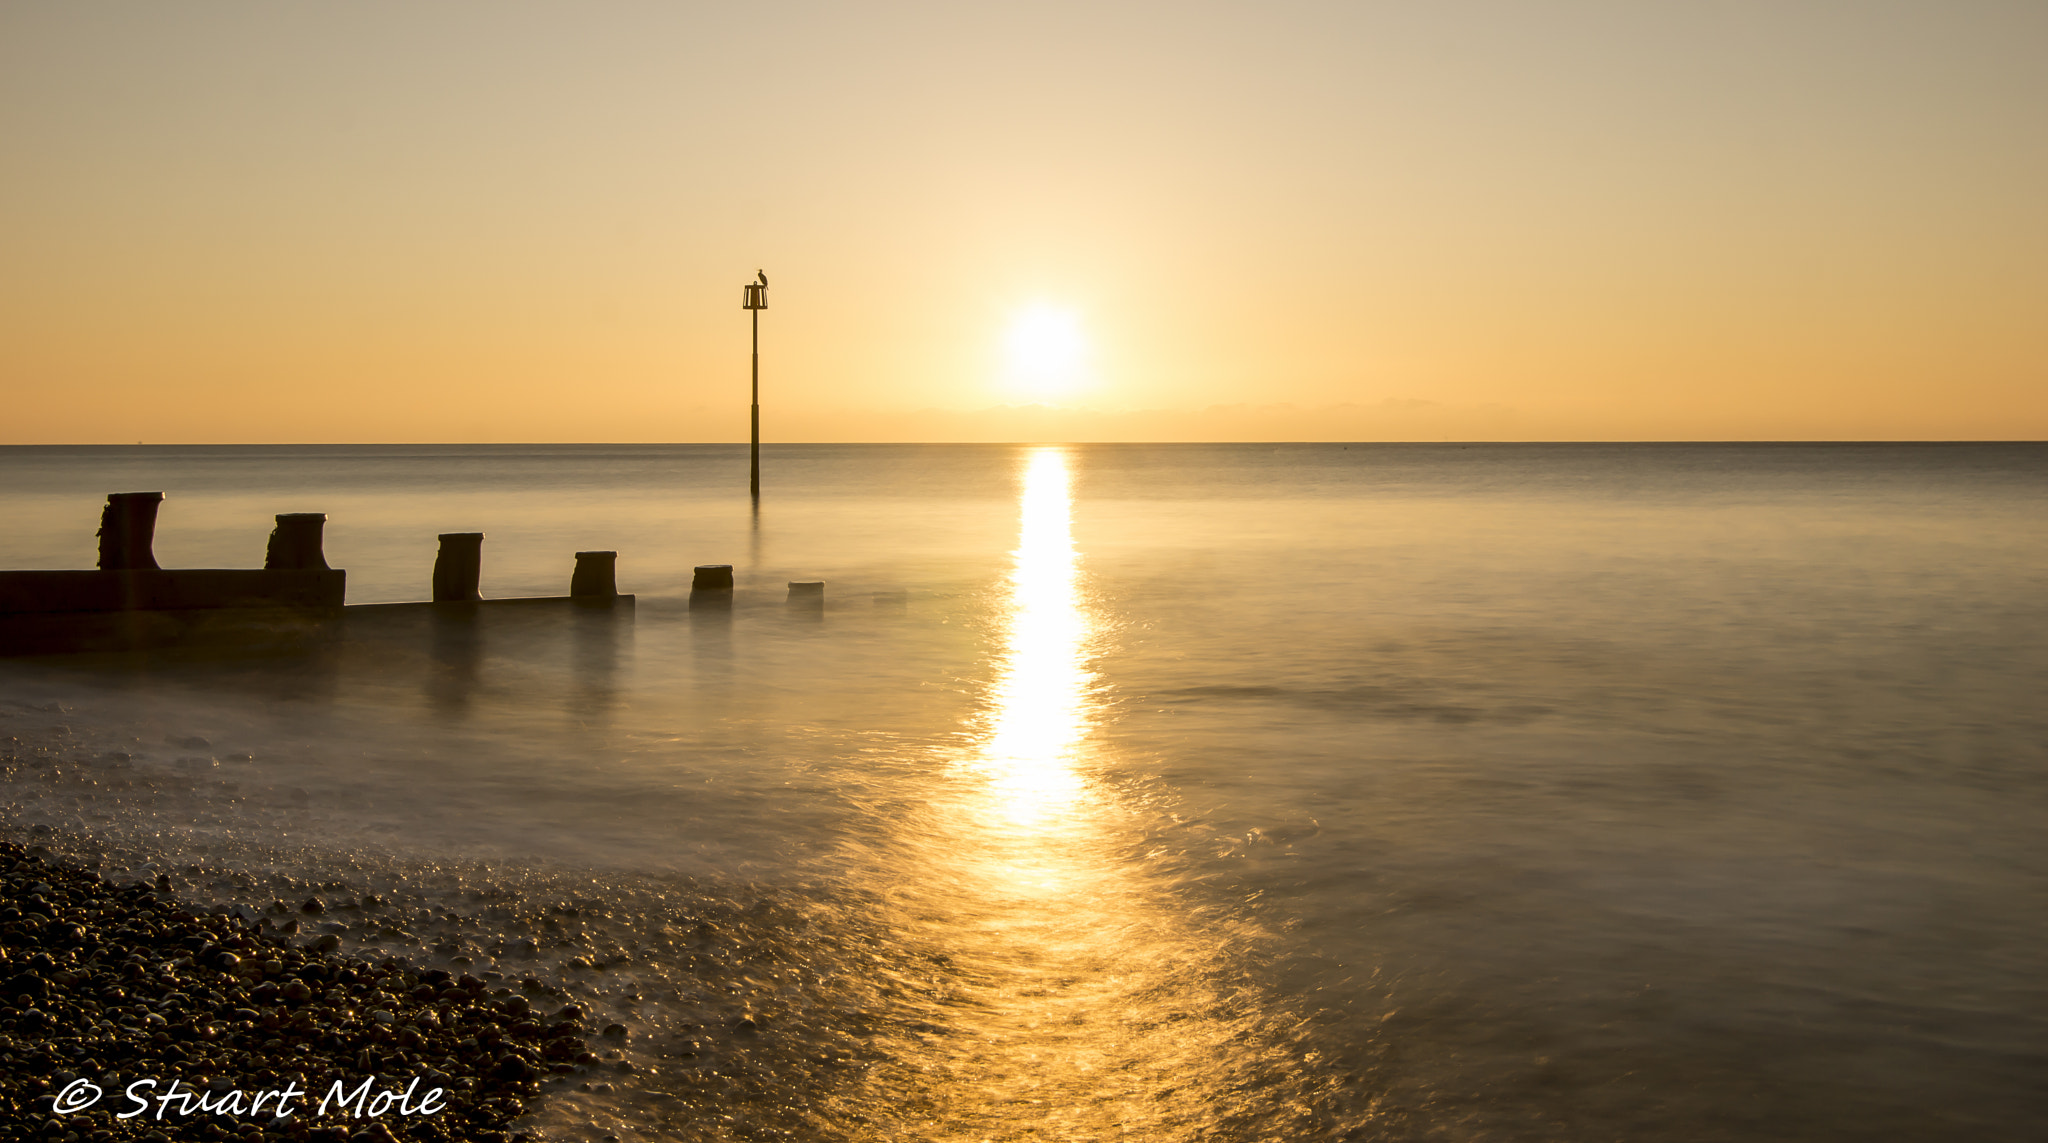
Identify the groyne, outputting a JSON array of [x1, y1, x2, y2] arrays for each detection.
[[1, 495, 633, 658]]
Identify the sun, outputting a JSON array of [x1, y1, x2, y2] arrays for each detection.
[[1001, 305, 1091, 399]]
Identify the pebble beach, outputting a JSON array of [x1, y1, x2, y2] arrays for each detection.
[[0, 833, 581, 1142], [0, 709, 902, 1143]]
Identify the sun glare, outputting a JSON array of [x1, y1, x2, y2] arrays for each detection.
[[1001, 305, 1090, 398], [977, 447, 1091, 826]]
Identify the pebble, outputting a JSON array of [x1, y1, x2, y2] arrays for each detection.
[[0, 840, 592, 1141]]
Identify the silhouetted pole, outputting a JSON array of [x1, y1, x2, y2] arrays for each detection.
[[750, 304, 759, 497], [743, 270, 769, 500]]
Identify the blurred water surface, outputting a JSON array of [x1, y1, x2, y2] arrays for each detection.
[[3, 442, 2046, 1141]]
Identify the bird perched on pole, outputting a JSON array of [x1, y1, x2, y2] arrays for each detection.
[[756, 270, 768, 288]]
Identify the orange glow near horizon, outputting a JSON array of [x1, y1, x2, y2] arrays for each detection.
[[1, 4, 2043, 443]]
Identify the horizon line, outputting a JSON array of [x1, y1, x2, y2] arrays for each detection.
[[5, 439, 2046, 449]]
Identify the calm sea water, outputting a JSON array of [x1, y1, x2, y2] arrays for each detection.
[[3, 442, 2046, 1141]]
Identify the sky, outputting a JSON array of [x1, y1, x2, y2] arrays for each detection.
[[2, 0, 2043, 443]]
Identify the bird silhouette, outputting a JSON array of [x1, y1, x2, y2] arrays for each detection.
[[756, 270, 768, 288]]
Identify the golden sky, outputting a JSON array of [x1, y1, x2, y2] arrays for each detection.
[[3, 1, 2042, 443]]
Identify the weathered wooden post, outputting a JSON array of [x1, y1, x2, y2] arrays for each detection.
[[787, 581, 823, 605], [571, 551, 618, 598], [264, 513, 331, 571], [97, 492, 164, 570], [690, 564, 734, 611], [432, 533, 484, 602]]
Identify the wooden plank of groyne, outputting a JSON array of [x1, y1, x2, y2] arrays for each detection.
[[0, 569, 347, 614]]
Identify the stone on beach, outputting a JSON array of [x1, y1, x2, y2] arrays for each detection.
[[0, 840, 593, 1141]]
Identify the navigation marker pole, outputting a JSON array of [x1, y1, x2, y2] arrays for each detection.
[[743, 270, 769, 501]]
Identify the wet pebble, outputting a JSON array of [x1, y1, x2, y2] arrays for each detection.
[[0, 839, 592, 1141]]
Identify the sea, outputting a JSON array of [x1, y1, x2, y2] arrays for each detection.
[[2, 442, 2045, 1142]]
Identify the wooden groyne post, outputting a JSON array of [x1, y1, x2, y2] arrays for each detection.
[[97, 492, 164, 570], [571, 551, 619, 599], [432, 533, 485, 602], [691, 564, 733, 611], [787, 580, 823, 606], [265, 513, 331, 570]]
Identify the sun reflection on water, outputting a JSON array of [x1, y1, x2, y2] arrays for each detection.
[[976, 447, 1092, 828], [872, 446, 1332, 1141], [918, 448, 1186, 1133]]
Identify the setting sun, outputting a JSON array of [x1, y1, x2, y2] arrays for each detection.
[[1000, 305, 1091, 399]]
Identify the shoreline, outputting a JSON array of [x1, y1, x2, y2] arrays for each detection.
[[0, 709, 663, 1143], [0, 702, 917, 1143]]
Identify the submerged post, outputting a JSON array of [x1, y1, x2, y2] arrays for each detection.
[[264, 513, 331, 571], [97, 492, 164, 571], [742, 270, 769, 501], [432, 533, 484, 602], [571, 551, 619, 598]]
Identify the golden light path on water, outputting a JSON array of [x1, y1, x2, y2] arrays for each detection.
[[976, 448, 1090, 828], [885, 448, 1308, 1142]]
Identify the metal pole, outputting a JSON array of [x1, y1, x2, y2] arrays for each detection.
[[750, 305, 760, 499]]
